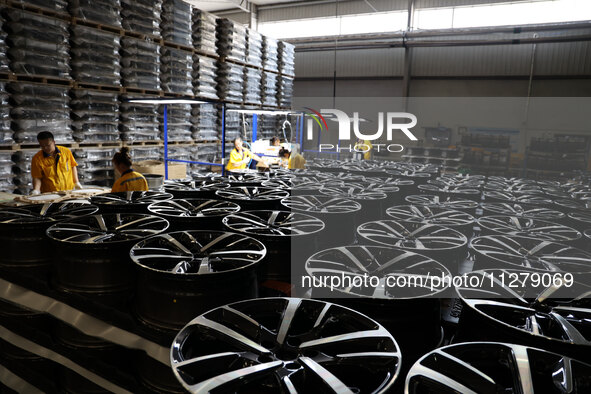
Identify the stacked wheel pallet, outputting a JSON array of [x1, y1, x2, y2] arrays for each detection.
[[73, 147, 117, 186], [160, 0, 192, 95], [0, 151, 16, 192], [191, 102, 217, 141], [71, 90, 120, 143]]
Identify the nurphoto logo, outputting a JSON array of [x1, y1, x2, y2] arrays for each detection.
[[304, 108, 418, 153]]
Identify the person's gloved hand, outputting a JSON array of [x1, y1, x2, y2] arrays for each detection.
[[74, 182, 83, 190], [31, 189, 40, 195]]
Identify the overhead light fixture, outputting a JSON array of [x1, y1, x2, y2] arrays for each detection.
[[127, 99, 209, 104], [227, 109, 295, 115]]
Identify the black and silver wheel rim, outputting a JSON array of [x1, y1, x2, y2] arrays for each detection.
[[357, 221, 468, 269], [404, 194, 479, 215], [480, 202, 565, 220], [469, 235, 591, 273], [483, 191, 553, 206], [47, 214, 170, 245], [455, 268, 591, 360], [305, 246, 450, 299], [171, 297, 401, 393], [223, 210, 325, 238], [478, 215, 581, 243], [567, 210, 591, 232], [147, 199, 241, 231], [90, 191, 173, 213], [405, 342, 591, 393], [215, 187, 290, 208], [385, 205, 475, 236], [0, 202, 98, 225]]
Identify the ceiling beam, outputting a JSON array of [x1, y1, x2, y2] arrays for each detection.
[[225, 0, 254, 12]]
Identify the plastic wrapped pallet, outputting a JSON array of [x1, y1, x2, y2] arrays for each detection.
[[259, 114, 278, 139], [190, 143, 217, 175], [73, 147, 116, 187], [162, 145, 192, 162], [193, 54, 218, 99], [191, 103, 218, 141], [0, 152, 16, 193], [220, 104, 241, 141], [131, 146, 161, 163], [9, 83, 72, 143], [160, 47, 192, 95], [11, 0, 68, 14], [161, 0, 192, 47], [69, 0, 122, 28], [12, 150, 35, 194], [71, 25, 121, 86], [119, 94, 159, 141], [71, 89, 119, 142], [243, 67, 262, 105], [121, 37, 160, 90], [261, 71, 278, 107], [121, 0, 162, 38], [0, 13, 10, 72], [0, 82, 12, 144], [216, 18, 246, 63], [246, 29, 263, 68], [262, 36, 279, 72], [216, 62, 244, 103], [277, 76, 294, 108], [6, 10, 70, 78], [278, 41, 295, 76], [159, 104, 192, 142], [192, 10, 217, 56]]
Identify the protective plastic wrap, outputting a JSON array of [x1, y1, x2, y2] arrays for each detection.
[[12, 150, 35, 194], [190, 142, 217, 175], [261, 71, 278, 107], [243, 66, 262, 105], [277, 75, 294, 108], [162, 145, 192, 162], [216, 62, 244, 102], [160, 47, 192, 95], [161, 0, 192, 47], [0, 151, 16, 192], [121, 0, 162, 38], [192, 9, 217, 56], [6, 10, 70, 78], [11, 0, 68, 13], [246, 29, 263, 68], [121, 37, 160, 90], [262, 36, 278, 72], [69, 0, 122, 28], [131, 146, 160, 162], [0, 13, 10, 72], [278, 41, 295, 76], [193, 54, 218, 99], [159, 104, 192, 141], [259, 114, 278, 139], [216, 18, 246, 63], [119, 94, 159, 141], [73, 147, 116, 186], [71, 25, 121, 86], [191, 102, 218, 141], [220, 104, 241, 141], [71, 89, 119, 142], [9, 83, 72, 143], [0, 82, 12, 144]]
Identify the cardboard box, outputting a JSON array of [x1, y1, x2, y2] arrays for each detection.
[[134, 160, 186, 179]]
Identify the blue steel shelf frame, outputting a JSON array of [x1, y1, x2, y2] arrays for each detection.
[[128, 98, 227, 179]]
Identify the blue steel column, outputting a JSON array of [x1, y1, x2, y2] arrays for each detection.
[[163, 104, 168, 180]]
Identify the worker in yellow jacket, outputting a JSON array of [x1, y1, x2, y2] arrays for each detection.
[[354, 138, 373, 160], [31, 131, 82, 194], [279, 148, 306, 169], [226, 137, 268, 171], [111, 147, 149, 192]]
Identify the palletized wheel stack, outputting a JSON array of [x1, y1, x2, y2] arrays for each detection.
[[278, 41, 295, 108], [70, 90, 120, 143], [72, 147, 117, 187], [119, 94, 159, 141], [191, 102, 217, 141], [0, 152, 16, 193]]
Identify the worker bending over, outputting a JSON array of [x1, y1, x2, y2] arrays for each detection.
[[226, 137, 268, 171], [31, 131, 82, 194], [111, 147, 148, 192], [279, 148, 306, 169]]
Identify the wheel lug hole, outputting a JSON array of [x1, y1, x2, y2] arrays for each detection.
[[258, 354, 274, 363]]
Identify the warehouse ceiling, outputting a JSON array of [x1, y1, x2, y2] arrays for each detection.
[[185, 0, 302, 12]]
